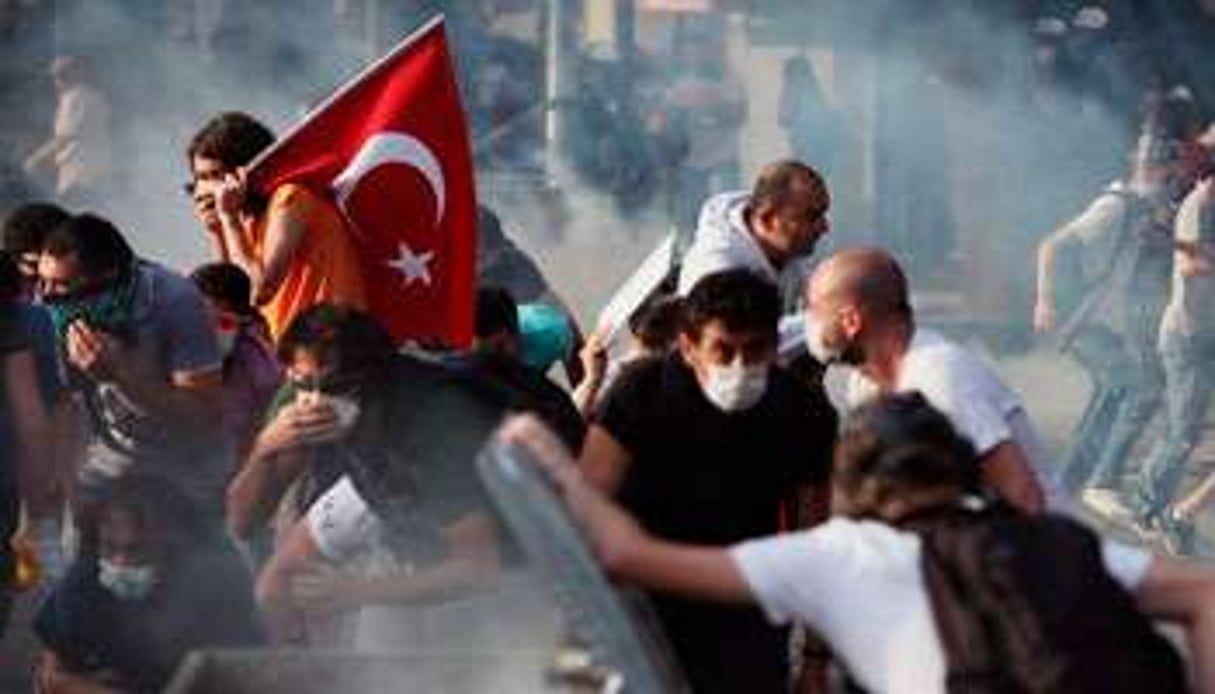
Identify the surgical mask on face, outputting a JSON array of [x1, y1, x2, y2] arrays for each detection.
[[98, 558, 158, 601], [702, 362, 769, 412]]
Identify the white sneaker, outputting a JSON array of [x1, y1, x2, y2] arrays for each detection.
[[1081, 488, 1135, 523]]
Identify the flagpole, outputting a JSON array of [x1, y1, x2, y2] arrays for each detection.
[[245, 13, 448, 182]]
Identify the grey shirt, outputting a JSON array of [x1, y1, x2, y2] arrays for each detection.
[[1051, 181, 1173, 347]]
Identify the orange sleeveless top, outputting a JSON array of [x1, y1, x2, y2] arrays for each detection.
[[253, 184, 367, 341]]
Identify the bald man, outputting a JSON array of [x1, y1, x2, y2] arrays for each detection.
[[677, 159, 830, 297], [803, 248, 1060, 513]]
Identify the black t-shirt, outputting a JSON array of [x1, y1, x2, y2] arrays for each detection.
[[442, 352, 586, 453], [596, 353, 835, 545], [594, 353, 836, 693], [34, 542, 263, 692], [343, 355, 510, 564]]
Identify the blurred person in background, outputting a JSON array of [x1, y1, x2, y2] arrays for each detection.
[[1035, 130, 1194, 505], [779, 55, 845, 181], [1127, 159, 1215, 547], [33, 474, 262, 693], [22, 56, 114, 210], [475, 205, 586, 385], [185, 111, 367, 341], [663, 30, 748, 237]]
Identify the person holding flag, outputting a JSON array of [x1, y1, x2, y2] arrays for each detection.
[[186, 112, 368, 342], [199, 15, 478, 349]]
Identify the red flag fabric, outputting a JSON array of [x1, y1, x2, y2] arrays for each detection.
[[247, 16, 476, 347]]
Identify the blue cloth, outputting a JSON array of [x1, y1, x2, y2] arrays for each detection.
[[517, 303, 572, 372], [1060, 326, 1163, 492]]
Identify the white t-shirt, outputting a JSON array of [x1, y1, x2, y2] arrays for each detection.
[[845, 329, 1064, 507], [731, 518, 1153, 694], [1160, 178, 1215, 338], [307, 475, 384, 564]]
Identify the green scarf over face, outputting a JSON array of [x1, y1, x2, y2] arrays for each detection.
[[43, 264, 140, 341]]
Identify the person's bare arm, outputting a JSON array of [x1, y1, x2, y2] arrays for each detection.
[[249, 196, 308, 306], [1132, 555, 1215, 693], [215, 176, 306, 306], [23, 136, 73, 174], [571, 328, 608, 416], [577, 425, 633, 495], [287, 512, 502, 616], [226, 402, 339, 539], [980, 441, 1045, 515], [1033, 228, 1066, 333]]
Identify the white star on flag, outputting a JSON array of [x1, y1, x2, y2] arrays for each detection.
[[385, 242, 435, 287]]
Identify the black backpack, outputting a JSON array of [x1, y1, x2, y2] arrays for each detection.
[[898, 501, 1187, 694]]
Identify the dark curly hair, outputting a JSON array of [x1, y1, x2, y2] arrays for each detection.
[[75, 474, 210, 566], [680, 269, 779, 343], [277, 303, 396, 388], [186, 111, 276, 171], [3, 201, 69, 256], [833, 391, 980, 517]]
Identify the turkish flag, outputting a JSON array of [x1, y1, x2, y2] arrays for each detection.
[[246, 16, 477, 347]]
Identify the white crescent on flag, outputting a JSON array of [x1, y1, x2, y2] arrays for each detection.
[[331, 131, 447, 225]]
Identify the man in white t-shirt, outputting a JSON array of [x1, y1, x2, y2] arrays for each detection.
[[497, 399, 1214, 694], [803, 247, 1060, 512]]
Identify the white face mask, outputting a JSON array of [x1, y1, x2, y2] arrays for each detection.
[[702, 362, 769, 412], [804, 314, 840, 365], [98, 558, 158, 601]]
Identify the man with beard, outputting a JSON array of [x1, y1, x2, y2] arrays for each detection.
[[805, 247, 1055, 514], [579, 269, 837, 693], [36, 214, 224, 517], [1034, 132, 1193, 502], [677, 159, 830, 302]]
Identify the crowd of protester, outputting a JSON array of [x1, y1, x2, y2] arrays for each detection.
[[5, 3, 1215, 694]]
